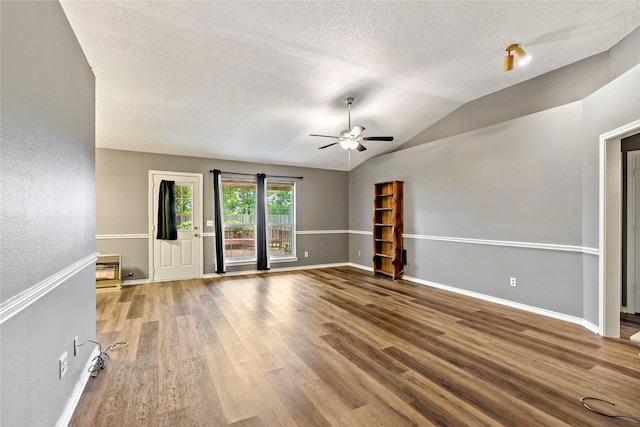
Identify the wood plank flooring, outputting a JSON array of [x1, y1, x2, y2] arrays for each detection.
[[70, 267, 640, 426], [621, 313, 640, 340]]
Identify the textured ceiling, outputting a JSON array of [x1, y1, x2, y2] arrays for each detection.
[[60, 1, 640, 171]]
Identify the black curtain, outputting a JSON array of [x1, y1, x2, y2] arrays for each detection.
[[256, 173, 269, 271], [213, 169, 226, 274], [157, 180, 177, 240]]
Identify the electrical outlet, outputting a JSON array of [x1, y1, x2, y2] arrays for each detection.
[[304, 251, 309, 257], [510, 277, 517, 287], [358, 250, 361, 256], [59, 352, 68, 379], [74, 336, 79, 356], [206, 220, 214, 227]]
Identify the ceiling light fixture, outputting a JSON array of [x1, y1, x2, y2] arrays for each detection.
[[339, 138, 359, 151], [504, 43, 530, 71]]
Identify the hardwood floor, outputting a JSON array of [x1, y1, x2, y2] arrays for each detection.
[[621, 313, 640, 340], [70, 267, 640, 426]]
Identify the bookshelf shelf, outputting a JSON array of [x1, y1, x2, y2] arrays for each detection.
[[372, 181, 403, 280]]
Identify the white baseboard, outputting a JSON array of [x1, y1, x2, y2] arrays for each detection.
[[121, 278, 150, 286], [113, 263, 604, 335], [56, 346, 100, 427], [348, 262, 373, 272], [581, 320, 600, 334], [202, 262, 351, 278], [403, 274, 594, 332], [346, 264, 603, 334]]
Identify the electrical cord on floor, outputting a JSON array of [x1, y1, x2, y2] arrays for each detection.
[[581, 396, 640, 423], [78, 339, 128, 378]]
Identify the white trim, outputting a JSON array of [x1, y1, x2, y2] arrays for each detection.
[[296, 230, 350, 235], [348, 262, 374, 272], [0, 253, 98, 325], [404, 233, 598, 255], [352, 230, 598, 255], [225, 259, 257, 267], [404, 275, 590, 330], [97, 230, 598, 255], [271, 256, 299, 263], [122, 279, 150, 286], [106, 262, 603, 335], [347, 262, 598, 334], [56, 346, 101, 427], [600, 119, 640, 337], [626, 151, 640, 315], [581, 320, 600, 334], [202, 262, 350, 278], [96, 234, 149, 240], [349, 230, 373, 236]]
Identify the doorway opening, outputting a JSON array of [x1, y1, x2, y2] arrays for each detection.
[[623, 144, 640, 316], [600, 119, 640, 337]]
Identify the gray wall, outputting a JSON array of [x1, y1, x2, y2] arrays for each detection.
[[1, 2, 96, 425], [96, 148, 348, 280], [350, 35, 640, 323]]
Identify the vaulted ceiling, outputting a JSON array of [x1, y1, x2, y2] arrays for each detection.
[[60, 1, 640, 170]]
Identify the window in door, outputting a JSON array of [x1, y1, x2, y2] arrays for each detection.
[[175, 183, 193, 230]]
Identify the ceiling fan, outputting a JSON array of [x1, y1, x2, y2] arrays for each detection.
[[310, 97, 394, 152]]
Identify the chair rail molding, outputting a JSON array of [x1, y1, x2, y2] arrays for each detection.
[[0, 253, 98, 325]]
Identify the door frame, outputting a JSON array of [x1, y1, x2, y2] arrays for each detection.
[[600, 119, 640, 337], [625, 151, 640, 314], [148, 170, 204, 282]]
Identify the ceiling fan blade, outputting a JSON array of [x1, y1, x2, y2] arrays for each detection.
[[362, 136, 394, 141], [310, 134, 339, 139], [356, 143, 367, 152], [349, 125, 365, 138], [318, 142, 338, 149]]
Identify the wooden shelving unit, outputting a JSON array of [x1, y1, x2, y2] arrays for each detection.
[[96, 254, 122, 289], [373, 181, 403, 279]]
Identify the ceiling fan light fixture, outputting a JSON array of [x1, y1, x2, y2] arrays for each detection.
[[504, 43, 529, 71], [340, 139, 359, 151], [311, 96, 394, 151]]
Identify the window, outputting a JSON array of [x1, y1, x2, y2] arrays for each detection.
[[221, 177, 296, 263], [222, 179, 256, 261], [267, 181, 295, 258], [175, 183, 193, 230]]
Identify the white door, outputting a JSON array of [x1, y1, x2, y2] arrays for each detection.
[[150, 172, 203, 281]]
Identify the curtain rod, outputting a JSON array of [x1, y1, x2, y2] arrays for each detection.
[[209, 170, 303, 180]]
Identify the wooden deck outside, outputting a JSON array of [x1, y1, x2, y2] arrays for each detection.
[[224, 227, 292, 259]]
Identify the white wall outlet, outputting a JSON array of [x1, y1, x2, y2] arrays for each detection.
[[59, 352, 68, 379], [358, 250, 361, 256], [510, 277, 517, 287], [206, 220, 214, 227], [304, 251, 309, 257], [73, 336, 79, 356]]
